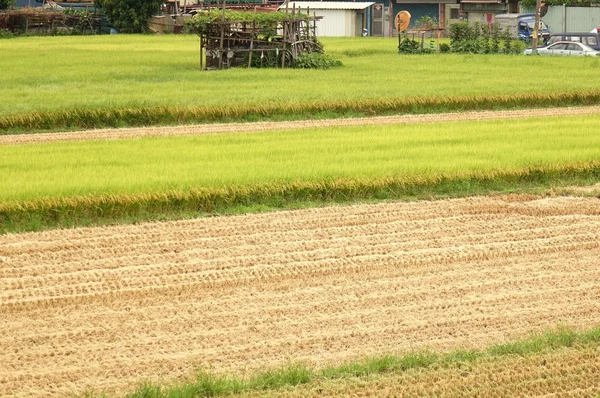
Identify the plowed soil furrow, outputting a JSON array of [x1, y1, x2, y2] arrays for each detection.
[[1, 196, 600, 397], [2, 106, 600, 145]]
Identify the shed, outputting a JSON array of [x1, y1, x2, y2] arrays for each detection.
[[279, 1, 374, 37]]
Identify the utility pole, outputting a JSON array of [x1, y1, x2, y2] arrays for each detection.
[[531, 0, 542, 54]]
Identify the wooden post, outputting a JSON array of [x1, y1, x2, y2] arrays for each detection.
[[218, 0, 226, 69], [282, 1, 289, 68], [248, 19, 255, 68], [388, 0, 393, 37], [200, 35, 204, 70], [532, 0, 541, 54]]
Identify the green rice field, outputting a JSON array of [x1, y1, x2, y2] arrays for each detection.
[[2, 113, 600, 233], [2, 115, 600, 203], [1, 35, 600, 131]]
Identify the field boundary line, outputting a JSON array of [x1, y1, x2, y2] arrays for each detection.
[[2, 106, 600, 146]]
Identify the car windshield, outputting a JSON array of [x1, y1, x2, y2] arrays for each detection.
[[527, 21, 548, 30]]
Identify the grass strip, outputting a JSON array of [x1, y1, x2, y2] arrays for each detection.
[[2, 90, 600, 133], [91, 325, 600, 397], [2, 162, 600, 234]]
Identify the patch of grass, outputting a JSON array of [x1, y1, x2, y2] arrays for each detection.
[[99, 325, 600, 398], [488, 326, 579, 356]]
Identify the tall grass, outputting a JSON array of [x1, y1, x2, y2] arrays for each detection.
[[2, 36, 600, 131], [1, 115, 600, 232]]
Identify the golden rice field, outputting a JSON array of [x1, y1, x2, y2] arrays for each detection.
[[1, 194, 600, 397]]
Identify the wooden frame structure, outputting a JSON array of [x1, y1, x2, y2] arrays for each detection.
[[196, 4, 322, 70], [0, 8, 100, 34]]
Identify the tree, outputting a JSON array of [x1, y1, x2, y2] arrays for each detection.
[[94, 0, 162, 33], [0, 0, 16, 10]]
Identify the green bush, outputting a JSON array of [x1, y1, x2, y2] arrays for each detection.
[[94, 0, 162, 33], [398, 36, 434, 54], [0, 28, 16, 39], [0, 0, 15, 10], [449, 22, 524, 54], [294, 53, 343, 69]]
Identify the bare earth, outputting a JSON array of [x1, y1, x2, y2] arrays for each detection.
[[2, 106, 600, 145], [1, 195, 600, 396]]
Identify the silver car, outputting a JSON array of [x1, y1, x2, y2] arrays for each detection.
[[523, 41, 600, 56]]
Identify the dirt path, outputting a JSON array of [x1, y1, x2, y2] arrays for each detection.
[[2, 106, 600, 145], [1, 195, 600, 396]]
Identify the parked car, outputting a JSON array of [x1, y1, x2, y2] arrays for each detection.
[[523, 41, 600, 56], [545, 32, 600, 50]]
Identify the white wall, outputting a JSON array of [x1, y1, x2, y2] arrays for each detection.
[[314, 9, 356, 36]]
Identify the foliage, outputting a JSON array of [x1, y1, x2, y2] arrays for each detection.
[[294, 53, 343, 69], [186, 9, 310, 35], [94, 0, 162, 33], [415, 15, 438, 29], [398, 36, 420, 53], [449, 21, 522, 54], [398, 35, 434, 54], [439, 43, 450, 53], [522, 0, 600, 6], [0, 28, 15, 38], [0, 0, 14, 10], [502, 26, 512, 53]]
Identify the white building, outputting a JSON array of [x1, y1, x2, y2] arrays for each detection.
[[279, 2, 375, 37]]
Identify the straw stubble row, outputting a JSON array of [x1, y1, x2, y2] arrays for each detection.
[[1, 195, 600, 396], [242, 344, 600, 397], [1, 106, 600, 146]]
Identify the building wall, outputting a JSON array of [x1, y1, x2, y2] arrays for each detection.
[[370, 0, 441, 36], [522, 5, 600, 33], [314, 9, 356, 36], [393, 3, 439, 27]]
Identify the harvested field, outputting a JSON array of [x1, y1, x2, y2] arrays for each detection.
[[2, 106, 600, 145], [1, 195, 600, 396], [241, 344, 600, 397]]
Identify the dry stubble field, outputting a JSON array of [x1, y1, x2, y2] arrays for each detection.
[[2, 195, 600, 396]]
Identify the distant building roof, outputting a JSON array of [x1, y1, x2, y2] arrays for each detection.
[[279, 2, 375, 11]]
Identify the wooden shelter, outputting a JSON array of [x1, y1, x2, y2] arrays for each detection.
[[0, 7, 100, 34], [188, 6, 322, 70]]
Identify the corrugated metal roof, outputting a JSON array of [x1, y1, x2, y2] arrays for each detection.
[[279, 2, 375, 11]]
